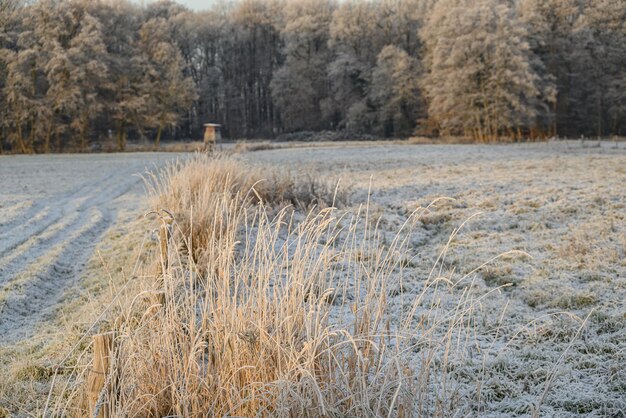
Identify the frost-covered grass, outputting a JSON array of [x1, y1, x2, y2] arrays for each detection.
[[45, 154, 527, 416], [244, 141, 626, 416], [1, 142, 624, 416]]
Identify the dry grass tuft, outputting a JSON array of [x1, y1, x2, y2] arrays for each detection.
[[143, 154, 348, 267], [45, 154, 555, 417]]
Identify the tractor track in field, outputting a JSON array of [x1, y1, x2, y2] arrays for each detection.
[[0, 153, 182, 345]]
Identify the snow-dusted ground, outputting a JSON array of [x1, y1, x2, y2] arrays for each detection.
[[247, 140, 626, 416], [0, 153, 182, 345], [1, 142, 624, 415]]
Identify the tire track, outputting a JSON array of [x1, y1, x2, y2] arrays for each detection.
[[0, 153, 181, 345], [0, 174, 137, 288], [0, 207, 111, 342], [0, 171, 124, 255]]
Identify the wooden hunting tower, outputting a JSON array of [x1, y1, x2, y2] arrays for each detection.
[[204, 123, 222, 147]]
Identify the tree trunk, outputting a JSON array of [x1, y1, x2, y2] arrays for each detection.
[[56, 130, 62, 152], [16, 124, 28, 154], [116, 126, 122, 151], [81, 131, 87, 152], [116, 121, 126, 151], [155, 120, 163, 148], [44, 126, 52, 153], [28, 118, 36, 153], [597, 95, 602, 138], [474, 114, 484, 143], [551, 99, 558, 137], [80, 116, 89, 152]]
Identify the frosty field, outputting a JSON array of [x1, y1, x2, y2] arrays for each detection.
[[1, 141, 625, 416], [0, 153, 181, 344], [249, 141, 626, 415]]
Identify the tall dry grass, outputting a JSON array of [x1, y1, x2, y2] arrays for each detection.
[[47, 154, 513, 417], [143, 155, 347, 268]]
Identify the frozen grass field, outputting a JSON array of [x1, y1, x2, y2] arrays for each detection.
[[0, 153, 183, 343], [250, 141, 626, 415], [0, 141, 625, 416]]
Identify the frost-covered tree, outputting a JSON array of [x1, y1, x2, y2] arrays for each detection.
[[89, 0, 147, 150], [66, 10, 109, 150], [227, 0, 283, 137], [2, 0, 59, 153], [519, 0, 626, 137], [0, 0, 21, 34], [369, 45, 422, 136], [571, 0, 626, 136], [327, 0, 429, 133], [327, 0, 378, 130], [518, 0, 580, 136], [271, 0, 335, 131], [182, 9, 227, 136], [0, 0, 23, 152], [39, 1, 88, 152], [422, 0, 556, 141], [2, 48, 33, 152], [138, 17, 196, 146], [1, 0, 625, 152]]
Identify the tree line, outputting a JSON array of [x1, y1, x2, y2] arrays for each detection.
[[0, 0, 624, 152]]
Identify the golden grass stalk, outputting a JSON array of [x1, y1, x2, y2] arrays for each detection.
[[48, 154, 523, 417]]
